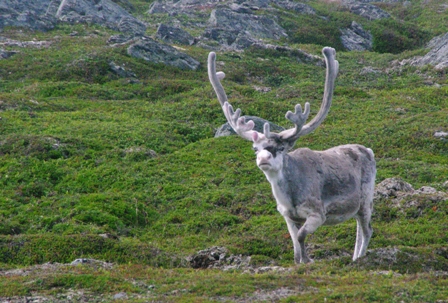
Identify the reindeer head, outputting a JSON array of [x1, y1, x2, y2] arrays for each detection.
[[208, 48, 339, 173]]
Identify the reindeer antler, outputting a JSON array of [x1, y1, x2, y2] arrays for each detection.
[[278, 47, 339, 142], [208, 52, 260, 141], [208, 47, 338, 143]]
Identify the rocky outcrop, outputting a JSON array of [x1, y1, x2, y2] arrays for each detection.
[[109, 61, 137, 78], [0, 0, 146, 36], [374, 177, 415, 199], [127, 38, 200, 70], [343, 1, 391, 20], [0, 0, 57, 31], [374, 177, 448, 219], [0, 37, 52, 48], [148, 0, 315, 51], [375, 177, 447, 201], [209, 8, 287, 41], [340, 21, 373, 51], [402, 32, 448, 70], [55, 0, 146, 35], [187, 246, 251, 269], [156, 24, 195, 45]]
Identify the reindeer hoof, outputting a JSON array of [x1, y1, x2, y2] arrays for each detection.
[[301, 257, 314, 264]]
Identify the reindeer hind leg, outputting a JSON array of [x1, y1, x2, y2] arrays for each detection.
[[353, 217, 363, 261], [354, 201, 373, 260]]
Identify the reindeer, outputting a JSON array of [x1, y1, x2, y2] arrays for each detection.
[[208, 47, 376, 264]]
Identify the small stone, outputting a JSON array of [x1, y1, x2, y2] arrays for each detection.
[[113, 292, 128, 300], [434, 131, 448, 139]]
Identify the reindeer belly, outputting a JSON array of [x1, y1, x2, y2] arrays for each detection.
[[323, 195, 361, 225], [324, 211, 358, 225]]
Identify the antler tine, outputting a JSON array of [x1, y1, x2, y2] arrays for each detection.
[[209, 52, 258, 141], [278, 103, 310, 141], [222, 102, 256, 141]]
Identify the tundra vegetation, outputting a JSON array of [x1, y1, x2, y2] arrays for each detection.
[[0, 0, 447, 302]]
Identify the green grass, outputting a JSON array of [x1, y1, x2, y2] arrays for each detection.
[[0, 0, 447, 301]]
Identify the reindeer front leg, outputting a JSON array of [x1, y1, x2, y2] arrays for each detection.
[[297, 213, 325, 263], [284, 217, 302, 264]]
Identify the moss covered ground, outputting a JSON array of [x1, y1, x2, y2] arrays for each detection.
[[0, 0, 447, 301]]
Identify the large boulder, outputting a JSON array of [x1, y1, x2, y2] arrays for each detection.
[[209, 8, 287, 40], [343, 1, 391, 20], [406, 32, 448, 69], [156, 24, 195, 45], [374, 177, 414, 199], [127, 38, 200, 70], [340, 21, 373, 51]]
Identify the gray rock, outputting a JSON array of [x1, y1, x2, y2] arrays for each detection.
[[148, 0, 217, 16], [340, 21, 372, 51], [0, 0, 146, 36], [374, 177, 414, 199], [360, 66, 381, 75], [345, 2, 391, 20], [127, 38, 200, 70], [374, 177, 448, 216], [434, 131, 448, 140], [209, 8, 287, 40], [272, 0, 316, 14], [202, 27, 259, 50], [215, 115, 285, 138], [109, 61, 137, 78], [242, 0, 270, 9], [0, 37, 52, 48], [156, 24, 195, 45], [187, 246, 251, 269], [111, 0, 136, 12], [70, 258, 114, 269], [410, 33, 448, 69], [56, 0, 146, 36], [148, 0, 168, 14], [351, 0, 403, 3], [0, 0, 57, 31], [113, 292, 128, 300], [147, 1, 316, 51], [107, 34, 137, 45], [251, 43, 325, 66], [0, 48, 18, 59]]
